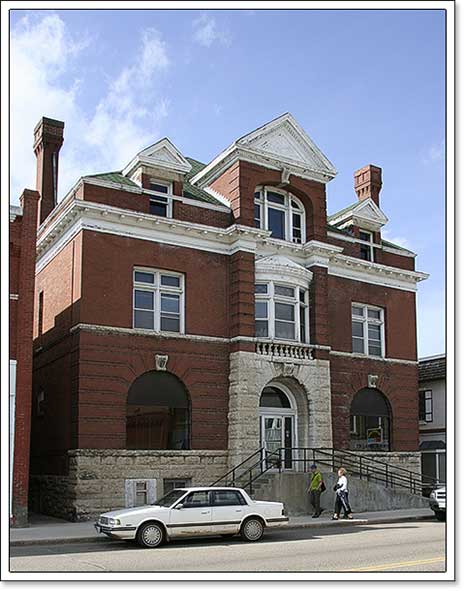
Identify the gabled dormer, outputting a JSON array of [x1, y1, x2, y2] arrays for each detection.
[[122, 137, 192, 194], [328, 197, 388, 233], [189, 113, 337, 241]]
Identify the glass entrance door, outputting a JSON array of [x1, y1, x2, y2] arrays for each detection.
[[261, 415, 294, 469]]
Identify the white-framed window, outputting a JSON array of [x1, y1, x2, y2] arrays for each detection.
[[133, 268, 184, 333], [255, 282, 309, 343], [351, 303, 385, 357], [163, 478, 192, 495], [419, 390, 433, 422], [149, 179, 173, 218], [359, 230, 375, 262], [125, 479, 157, 508], [254, 187, 306, 244]]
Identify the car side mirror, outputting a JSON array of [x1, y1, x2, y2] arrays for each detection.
[[174, 503, 184, 510]]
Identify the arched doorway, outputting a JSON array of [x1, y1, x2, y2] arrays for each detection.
[[259, 384, 297, 468], [349, 388, 391, 451], [126, 371, 190, 450]]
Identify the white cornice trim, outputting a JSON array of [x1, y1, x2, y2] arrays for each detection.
[[328, 254, 428, 292], [36, 200, 428, 293], [330, 350, 418, 366], [255, 254, 313, 288]]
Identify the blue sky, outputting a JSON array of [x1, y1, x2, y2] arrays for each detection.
[[9, 8, 446, 357]]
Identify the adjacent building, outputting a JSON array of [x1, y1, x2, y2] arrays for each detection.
[[28, 113, 428, 520], [9, 190, 40, 525], [418, 354, 446, 488]]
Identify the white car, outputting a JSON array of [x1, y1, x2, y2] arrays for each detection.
[[95, 487, 289, 548], [429, 487, 446, 521]]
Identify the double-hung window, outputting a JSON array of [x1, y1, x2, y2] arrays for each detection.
[[359, 231, 375, 262], [254, 187, 305, 244], [351, 304, 384, 357], [133, 268, 184, 333], [419, 390, 433, 422], [255, 282, 309, 342], [149, 180, 173, 218]]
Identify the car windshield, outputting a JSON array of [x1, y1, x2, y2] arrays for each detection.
[[153, 489, 187, 507]]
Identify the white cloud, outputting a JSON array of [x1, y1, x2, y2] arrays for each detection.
[[193, 14, 231, 48], [422, 139, 445, 164], [382, 230, 413, 251], [10, 15, 171, 204]]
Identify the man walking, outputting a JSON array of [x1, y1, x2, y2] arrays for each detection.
[[307, 463, 325, 518]]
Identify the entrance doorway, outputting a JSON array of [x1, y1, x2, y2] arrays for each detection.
[[259, 385, 297, 469]]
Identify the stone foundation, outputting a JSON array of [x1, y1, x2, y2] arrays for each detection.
[[29, 449, 229, 521]]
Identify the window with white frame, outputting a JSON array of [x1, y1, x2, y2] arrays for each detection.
[[255, 282, 309, 342], [254, 187, 306, 243], [359, 230, 375, 262], [149, 179, 173, 218], [133, 268, 184, 333], [351, 304, 384, 357], [419, 390, 433, 422]]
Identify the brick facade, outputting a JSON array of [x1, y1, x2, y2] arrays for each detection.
[[24, 113, 426, 520]]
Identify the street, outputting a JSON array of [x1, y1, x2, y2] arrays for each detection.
[[10, 520, 446, 573]]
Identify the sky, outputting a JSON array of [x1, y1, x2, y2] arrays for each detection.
[[8, 8, 446, 358]]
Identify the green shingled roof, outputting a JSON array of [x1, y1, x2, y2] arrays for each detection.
[[82, 159, 226, 208], [183, 157, 226, 206], [83, 170, 140, 188]]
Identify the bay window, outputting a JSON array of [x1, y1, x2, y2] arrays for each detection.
[[351, 303, 384, 357], [133, 268, 184, 333], [254, 187, 306, 243], [255, 282, 309, 342]]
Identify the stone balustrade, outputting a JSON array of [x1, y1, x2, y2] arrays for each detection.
[[255, 341, 314, 360]]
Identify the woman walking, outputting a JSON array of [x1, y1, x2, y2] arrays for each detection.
[[332, 467, 353, 520]]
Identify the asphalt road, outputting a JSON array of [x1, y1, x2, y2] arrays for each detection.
[[9, 520, 446, 573]]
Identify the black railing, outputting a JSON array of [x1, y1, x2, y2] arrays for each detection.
[[211, 447, 445, 497]]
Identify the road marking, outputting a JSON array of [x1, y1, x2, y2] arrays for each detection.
[[342, 556, 446, 572]]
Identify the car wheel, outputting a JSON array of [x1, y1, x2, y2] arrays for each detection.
[[136, 522, 165, 548], [240, 517, 264, 542], [435, 511, 446, 522]]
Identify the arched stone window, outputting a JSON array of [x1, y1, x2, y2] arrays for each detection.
[[126, 371, 190, 450], [349, 388, 391, 451], [254, 186, 306, 243]]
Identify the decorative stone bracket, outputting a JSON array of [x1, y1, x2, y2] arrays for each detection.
[[155, 354, 169, 371]]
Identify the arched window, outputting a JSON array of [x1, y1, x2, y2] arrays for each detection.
[[254, 187, 306, 243], [126, 371, 190, 450], [349, 388, 391, 451]]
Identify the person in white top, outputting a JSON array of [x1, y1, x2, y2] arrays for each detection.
[[332, 467, 353, 520]]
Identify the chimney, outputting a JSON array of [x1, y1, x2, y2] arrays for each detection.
[[354, 164, 382, 206], [33, 117, 64, 224]]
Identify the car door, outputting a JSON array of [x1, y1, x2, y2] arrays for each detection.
[[210, 490, 247, 534], [167, 490, 212, 537]]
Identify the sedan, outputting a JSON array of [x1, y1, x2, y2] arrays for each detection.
[[95, 487, 288, 548]]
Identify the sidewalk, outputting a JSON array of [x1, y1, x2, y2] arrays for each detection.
[[9, 508, 434, 547]]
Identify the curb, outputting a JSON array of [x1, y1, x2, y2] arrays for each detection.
[[10, 514, 433, 547]]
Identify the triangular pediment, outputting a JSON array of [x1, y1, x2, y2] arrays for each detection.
[[256, 255, 313, 285], [138, 138, 192, 173], [352, 198, 388, 225], [122, 138, 192, 178], [237, 113, 337, 179]]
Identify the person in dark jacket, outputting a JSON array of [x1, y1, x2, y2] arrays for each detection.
[[307, 464, 325, 518], [332, 467, 353, 520]]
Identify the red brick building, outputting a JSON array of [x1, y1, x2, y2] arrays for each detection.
[[9, 190, 40, 526], [28, 113, 428, 520]]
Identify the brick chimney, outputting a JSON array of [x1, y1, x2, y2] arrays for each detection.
[[33, 117, 64, 224], [354, 164, 382, 206]]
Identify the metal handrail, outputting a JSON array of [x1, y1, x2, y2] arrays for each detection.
[[211, 446, 444, 497]]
